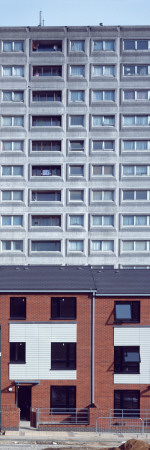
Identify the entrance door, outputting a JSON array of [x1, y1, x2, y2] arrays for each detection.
[[17, 386, 31, 420]]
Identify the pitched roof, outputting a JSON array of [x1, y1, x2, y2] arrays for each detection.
[[0, 265, 96, 292], [92, 269, 150, 295]]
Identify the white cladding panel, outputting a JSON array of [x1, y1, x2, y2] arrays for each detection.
[[114, 326, 150, 384], [9, 323, 76, 380]]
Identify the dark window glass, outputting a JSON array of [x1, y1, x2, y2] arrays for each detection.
[[137, 40, 148, 50], [32, 191, 61, 202], [114, 390, 140, 417], [124, 40, 135, 50], [32, 141, 61, 152], [10, 297, 26, 319], [32, 116, 61, 127], [10, 342, 25, 363], [136, 191, 147, 200], [51, 343, 76, 369], [32, 91, 61, 102], [32, 216, 61, 227], [114, 301, 140, 323], [32, 166, 61, 176], [51, 297, 76, 319], [32, 41, 62, 52], [114, 347, 140, 374], [33, 66, 62, 76], [51, 386, 76, 412]]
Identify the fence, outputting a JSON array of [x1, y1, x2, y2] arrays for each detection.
[[96, 410, 150, 435], [35, 408, 89, 428]]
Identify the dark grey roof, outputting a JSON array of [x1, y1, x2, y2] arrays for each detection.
[[92, 269, 150, 295], [0, 265, 96, 292], [0, 266, 149, 295]]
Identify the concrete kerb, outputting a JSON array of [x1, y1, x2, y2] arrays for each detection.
[[1, 430, 150, 445]]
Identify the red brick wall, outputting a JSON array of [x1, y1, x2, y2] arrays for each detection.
[[0, 292, 92, 428], [94, 296, 150, 412]]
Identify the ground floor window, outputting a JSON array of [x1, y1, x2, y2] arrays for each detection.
[[51, 386, 76, 412], [114, 390, 140, 417]]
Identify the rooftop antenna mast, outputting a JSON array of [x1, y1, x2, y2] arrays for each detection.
[[39, 10, 42, 26]]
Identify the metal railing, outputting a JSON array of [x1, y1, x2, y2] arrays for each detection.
[[96, 410, 150, 435], [36, 408, 89, 428]]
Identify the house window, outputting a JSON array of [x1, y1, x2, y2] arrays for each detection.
[[114, 347, 140, 374], [93, 40, 115, 51], [10, 342, 25, 363], [69, 215, 84, 226], [122, 241, 149, 252], [92, 65, 115, 77], [3, 91, 24, 102], [32, 216, 61, 227], [92, 141, 114, 151], [51, 386, 76, 411], [32, 191, 61, 202], [2, 166, 23, 176], [123, 115, 149, 126], [2, 191, 23, 201], [32, 166, 61, 176], [2, 66, 24, 76], [92, 215, 114, 226], [123, 165, 148, 176], [31, 241, 61, 252], [33, 66, 62, 77], [70, 40, 85, 51], [32, 41, 62, 52], [92, 190, 114, 201], [92, 116, 115, 126], [69, 141, 84, 151], [70, 91, 85, 102], [92, 165, 114, 176], [124, 90, 149, 101], [70, 116, 84, 127], [123, 190, 148, 201], [123, 215, 147, 226], [92, 90, 115, 101], [70, 66, 85, 77], [123, 65, 149, 76], [2, 141, 23, 152], [32, 116, 61, 127], [10, 297, 26, 319], [124, 39, 149, 50], [2, 241, 23, 251], [91, 241, 114, 252], [114, 390, 140, 417], [69, 190, 83, 201], [51, 297, 76, 319], [123, 141, 148, 151], [2, 216, 23, 226], [114, 301, 140, 323], [2, 117, 24, 127], [32, 141, 61, 152], [3, 41, 24, 52], [32, 91, 61, 102], [51, 343, 76, 369], [69, 166, 84, 176], [68, 241, 83, 252]]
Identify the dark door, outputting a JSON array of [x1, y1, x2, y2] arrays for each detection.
[[17, 386, 31, 420]]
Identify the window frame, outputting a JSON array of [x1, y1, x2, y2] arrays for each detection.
[[114, 390, 140, 418], [114, 346, 140, 374], [50, 386, 76, 412], [51, 342, 76, 370], [10, 297, 26, 320], [51, 297, 76, 319], [10, 342, 26, 364]]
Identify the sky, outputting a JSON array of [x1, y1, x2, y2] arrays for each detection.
[[0, 0, 150, 27]]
